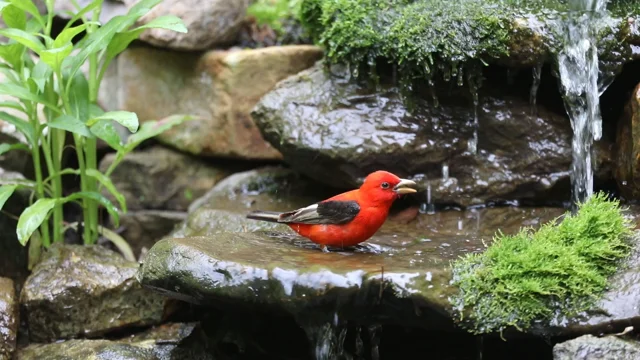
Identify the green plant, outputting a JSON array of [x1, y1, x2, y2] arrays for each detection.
[[0, 0, 189, 260], [247, 0, 303, 34], [449, 192, 633, 335]]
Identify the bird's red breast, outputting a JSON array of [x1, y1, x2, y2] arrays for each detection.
[[246, 171, 418, 250]]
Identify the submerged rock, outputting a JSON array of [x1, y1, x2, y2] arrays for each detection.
[[0, 278, 17, 360], [99, 145, 231, 212], [117, 45, 322, 160], [20, 244, 169, 342], [16, 322, 211, 360], [252, 62, 611, 207], [553, 334, 640, 360]]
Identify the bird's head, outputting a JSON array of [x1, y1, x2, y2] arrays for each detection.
[[359, 170, 417, 205]]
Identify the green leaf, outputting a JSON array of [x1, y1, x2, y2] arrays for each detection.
[[52, 23, 88, 48], [0, 83, 55, 110], [64, 191, 120, 227], [0, 184, 17, 210], [85, 168, 127, 212], [90, 120, 123, 151], [29, 59, 51, 93], [48, 115, 94, 138], [0, 43, 24, 69], [8, 0, 44, 28], [125, 114, 193, 152], [88, 111, 138, 132], [1, 3, 26, 30], [67, 71, 90, 121], [17, 198, 56, 246], [98, 226, 135, 261], [40, 43, 73, 72], [0, 142, 29, 156], [128, 0, 163, 15], [0, 100, 26, 113], [65, 15, 133, 77], [0, 1, 10, 12], [0, 28, 44, 54], [60, 0, 101, 32], [105, 15, 187, 63], [0, 111, 35, 144]]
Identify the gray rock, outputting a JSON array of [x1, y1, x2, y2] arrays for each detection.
[[251, 62, 612, 207], [16, 322, 212, 360], [171, 166, 334, 238], [99, 145, 232, 212], [54, 0, 127, 24], [118, 210, 187, 260], [20, 244, 169, 342], [133, 0, 251, 50], [0, 278, 17, 360], [553, 334, 640, 360]]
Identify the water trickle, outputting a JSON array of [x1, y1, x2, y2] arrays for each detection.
[[556, 0, 609, 208], [530, 62, 543, 113], [368, 324, 382, 360], [354, 326, 364, 358], [442, 163, 449, 181], [420, 182, 436, 215], [466, 64, 482, 154], [301, 313, 348, 360]]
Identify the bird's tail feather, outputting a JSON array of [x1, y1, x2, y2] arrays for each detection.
[[246, 210, 283, 223]]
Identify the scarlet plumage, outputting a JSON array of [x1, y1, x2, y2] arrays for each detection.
[[246, 171, 417, 251]]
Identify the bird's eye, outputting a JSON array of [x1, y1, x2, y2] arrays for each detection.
[[381, 182, 390, 189]]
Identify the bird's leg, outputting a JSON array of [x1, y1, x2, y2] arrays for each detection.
[[320, 244, 329, 253]]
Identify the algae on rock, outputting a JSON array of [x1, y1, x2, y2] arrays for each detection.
[[449, 192, 633, 335]]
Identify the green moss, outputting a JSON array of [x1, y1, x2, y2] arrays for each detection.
[[449, 192, 633, 335], [301, 0, 640, 84]]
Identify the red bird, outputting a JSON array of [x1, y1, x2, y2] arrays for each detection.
[[246, 171, 417, 252]]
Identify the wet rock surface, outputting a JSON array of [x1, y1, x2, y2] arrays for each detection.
[[15, 322, 212, 360], [251, 62, 612, 207], [99, 145, 231, 211], [21, 244, 168, 342], [0, 278, 17, 360], [552, 334, 640, 360], [117, 45, 322, 160], [140, 205, 567, 327]]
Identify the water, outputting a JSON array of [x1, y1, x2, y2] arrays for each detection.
[[420, 164, 450, 215], [556, 0, 609, 208]]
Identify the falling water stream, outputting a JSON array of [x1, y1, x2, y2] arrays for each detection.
[[556, 0, 610, 208]]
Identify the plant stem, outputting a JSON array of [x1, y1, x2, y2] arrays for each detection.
[[82, 3, 103, 245], [31, 124, 51, 248]]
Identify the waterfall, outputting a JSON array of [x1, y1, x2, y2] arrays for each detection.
[[556, 0, 609, 208]]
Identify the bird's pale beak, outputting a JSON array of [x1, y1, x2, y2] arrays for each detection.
[[394, 179, 417, 194]]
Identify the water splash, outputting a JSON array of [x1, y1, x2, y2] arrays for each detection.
[[301, 313, 349, 360], [556, 0, 609, 208], [368, 324, 382, 360]]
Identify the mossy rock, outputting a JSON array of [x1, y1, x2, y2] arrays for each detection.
[[300, 0, 640, 84]]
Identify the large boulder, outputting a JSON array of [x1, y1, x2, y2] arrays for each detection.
[[0, 278, 17, 360], [20, 244, 170, 342], [251, 62, 612, 207], [553, 334, 640, 360], [115, 45, 323, 160]]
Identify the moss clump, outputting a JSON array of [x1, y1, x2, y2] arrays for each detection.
[[449, 192, 633, 335]]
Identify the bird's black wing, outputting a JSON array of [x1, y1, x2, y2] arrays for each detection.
[[277, 200, 360, 225]]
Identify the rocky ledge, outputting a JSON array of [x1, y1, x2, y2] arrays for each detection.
[[136, 167, 640, 338]]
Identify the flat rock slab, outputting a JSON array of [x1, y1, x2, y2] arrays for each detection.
[[553, 334, 640, 360], [15, 322, 210, 360], [0, 278, 17, 360], [21, 244, 169, 342], [138, 206, 640, 337]]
